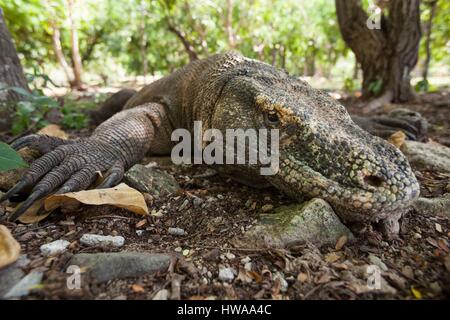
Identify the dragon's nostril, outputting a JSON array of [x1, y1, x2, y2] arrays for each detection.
[[363, 175, 384, 188]]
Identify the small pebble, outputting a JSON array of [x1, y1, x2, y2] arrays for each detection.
[[80, 234, 125, 247], [40, 240, 71, 256], [193, 197, 204, 207], [152, 289, 169, 300], [368, 255, 388, 272], [241, 256, 251, 264], [179, 199, 190, 210], [168, 227, 187, 236], [218, 267, 235, 282], [261, 204, 274, 212], [225, 252, 236, 260], [273, 272, 288, 292]]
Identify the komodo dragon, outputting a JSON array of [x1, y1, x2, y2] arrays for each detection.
[[1, 52, 422, 234]]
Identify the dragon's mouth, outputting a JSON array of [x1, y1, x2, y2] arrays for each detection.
[[269, 156, 420, 222]]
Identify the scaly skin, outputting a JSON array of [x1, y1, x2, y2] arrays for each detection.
[[1, 52, 420, 229]]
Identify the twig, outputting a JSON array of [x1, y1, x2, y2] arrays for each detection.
[[85, 215, 137, 221], [13, 223, 53, 236]]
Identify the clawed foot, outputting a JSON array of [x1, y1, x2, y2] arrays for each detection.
[[1, 135, 125, 221], [352, 108, 428, 141]]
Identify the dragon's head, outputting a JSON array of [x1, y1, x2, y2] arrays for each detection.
[[210, 54, 419, 223]]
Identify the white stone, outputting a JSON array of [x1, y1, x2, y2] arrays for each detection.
[[40, 240, 71, 256], [241, 256, 251, 264], [168, 227, 187, 236], [273, 272, 288, 292], [218, 267, 235, 282], [225, 252, 236, 260], [80, 234, 125, 247], [152, 289, 169, 300]]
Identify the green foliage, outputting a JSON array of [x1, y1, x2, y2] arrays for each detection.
[[368, 79, 384, 96], [0, 84, 59, 135], [0, 0, 448, 92], [343, 77, 358, 93], [60, 95, 105, 130], [0, 142, 27, 172], [415, 79, 429, 93]]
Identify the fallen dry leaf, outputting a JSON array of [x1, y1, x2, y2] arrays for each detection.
[[136, 219, 147, 229], [335, 235, 348, 251], [131, 284, 145, 293], [316, 273, 332, 284], [0, 225, 21, 269], [437, 239, 449, 253], [426, 237, 439, 248], [411, 286, 422, 299], [17, 199, 53, 224], [44, 183, 149, 216], [435, 223, 443, 233], [325, 252, 341, 263], [297, 272, 308, 283], [236, 268, 254, 283], [388, 131, 406, 148], [247, 271, 263, 283], [37, 124, 68, 139]]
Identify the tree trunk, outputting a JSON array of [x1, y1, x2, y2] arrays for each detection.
[[0, 8, 30, 131], [67, 0, 84, 90], [139, 0, 148, 84], [336, 0, 421, 107], [50, 22, 74, 85], [422, 0, 438, 83], [0, 9, 30, 102], [167, 23, 198, 61], [225, 0, 236, 49]]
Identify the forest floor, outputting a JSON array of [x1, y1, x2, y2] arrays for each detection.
[[0, 90, 449, 300]]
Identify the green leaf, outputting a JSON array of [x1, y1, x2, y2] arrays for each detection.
[[7, 86, 33, 98], [0, 142, 28, 172]]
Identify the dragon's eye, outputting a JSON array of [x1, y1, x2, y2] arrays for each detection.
[[265, 111, 280, 125]]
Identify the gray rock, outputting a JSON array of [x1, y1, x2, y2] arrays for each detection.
[[0, 265, 24, 298], [401, 141, 450, 173], [413, 196, 450, 218], [67, 252, 171, 283], [218, 267, 235, 282], [80, 234, 125, 247], [152, 289, 170, 300], [368, 255, 388, 272], [124, 164, 180, 196], [237, 198, 353, 248], [168, 227, 187, 236], [193, 197, 204, 207], [4, 269, 44, 299], [40, 240, 71, 256]]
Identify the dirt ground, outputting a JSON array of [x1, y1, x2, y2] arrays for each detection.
[[0, 91, 449, 300]]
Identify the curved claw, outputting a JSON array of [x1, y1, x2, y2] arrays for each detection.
[[8, 189, 46, 221], [96, 161, 124, 189], [0, 179, 31, 203]]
